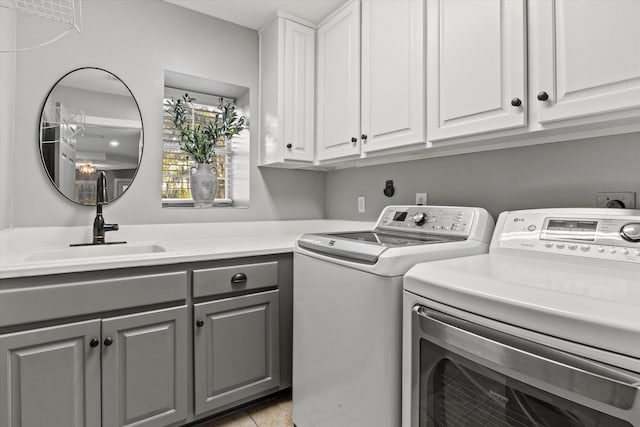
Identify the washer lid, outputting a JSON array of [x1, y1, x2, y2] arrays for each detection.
[[321, 230, 460, 246], [297, 231, 461, 264], [404, 253, 640, 360]]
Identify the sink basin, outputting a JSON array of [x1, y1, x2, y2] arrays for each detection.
[[22, 244, 167, 263]]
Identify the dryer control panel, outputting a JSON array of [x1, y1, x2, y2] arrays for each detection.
[[496, 208, 640, 263]]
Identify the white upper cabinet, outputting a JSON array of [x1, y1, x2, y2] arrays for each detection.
[[361, 0, 425, 154], [283, 20, 315, 162], [427, 0, 527, 141], [259, 15, 315, 166], [531, 0, 640, 124], [316, 1, 361, 161]]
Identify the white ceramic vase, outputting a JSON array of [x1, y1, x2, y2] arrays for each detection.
[[190, 163, 217, 208]]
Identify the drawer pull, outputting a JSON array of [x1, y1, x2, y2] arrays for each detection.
[[231, 273, 248, 284]]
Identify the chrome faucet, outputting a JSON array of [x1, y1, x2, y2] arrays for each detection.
[[93, 171, 119, 244]]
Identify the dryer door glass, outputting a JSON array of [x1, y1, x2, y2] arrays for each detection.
[[412, 307, 640, 427], [420, 351, 631, 427]]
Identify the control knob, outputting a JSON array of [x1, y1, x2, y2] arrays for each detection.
[[620, 223, 640, 242], [411, 212, 427, 226]]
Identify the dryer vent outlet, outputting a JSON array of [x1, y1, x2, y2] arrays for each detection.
[[596, 192, 636, 209]]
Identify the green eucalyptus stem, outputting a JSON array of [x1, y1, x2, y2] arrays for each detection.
[[166, 93, 246, 164]]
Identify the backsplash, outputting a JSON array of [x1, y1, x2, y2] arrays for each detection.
[[326, 132, 640, 220]]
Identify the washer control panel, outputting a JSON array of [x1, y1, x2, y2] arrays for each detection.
[[498, 209, 640, 262], [377, 206, 475, 237]]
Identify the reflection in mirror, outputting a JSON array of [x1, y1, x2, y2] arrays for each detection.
[[39, 67, 143, 205]]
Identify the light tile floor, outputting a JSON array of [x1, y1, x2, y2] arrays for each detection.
[[199, 394, 293, 427]]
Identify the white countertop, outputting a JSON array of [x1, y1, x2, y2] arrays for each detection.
[[0, 220, 374, 279]]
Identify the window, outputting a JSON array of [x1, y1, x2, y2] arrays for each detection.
[[162, 88, 234, 206]]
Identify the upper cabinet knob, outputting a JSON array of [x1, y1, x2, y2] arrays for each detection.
[[361, 134, 368, 141], [351, 137, 357, 144], [89, 338, 100, 348], [537, 91, 550, 101], [511, 97, 522, 107], [103, 337, 113, 346], [196, 319, 205, 327], [286, 143, 292, 149]]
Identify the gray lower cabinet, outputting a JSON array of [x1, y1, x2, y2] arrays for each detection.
[[102, 306, 188, 427], [0, 320, 102, 427], [0, 306, 187, 427], [194, 290, 280, 415]]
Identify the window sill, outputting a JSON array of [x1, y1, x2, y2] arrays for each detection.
[[162, 198, 233, 208]]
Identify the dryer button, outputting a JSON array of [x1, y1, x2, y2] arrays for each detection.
[[597, 246, 605, 253], [610, 248, 617, 254], [622, 249, 629, 256], [580, 245, 590, 252], [544, 242, 553, 248], [556, 243, 565, 249], [568, 244, 577, 251]]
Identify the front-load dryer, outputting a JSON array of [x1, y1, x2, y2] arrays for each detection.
[[403, 208, 640, 427]]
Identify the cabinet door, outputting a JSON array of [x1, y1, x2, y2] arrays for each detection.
[[316, 1, 361, 161], [361, 0, 425, 153], [427, 0, 526, 141], [283, 19, 315, 162], [532, 0, 640, 124], [101, 306, 187, 427], [0, 320, 101, 427], [194, 290, 280, 415]]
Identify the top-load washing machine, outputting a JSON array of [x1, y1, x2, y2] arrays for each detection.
[[403, 208, 640, 427], [292, 205, 495, 427]]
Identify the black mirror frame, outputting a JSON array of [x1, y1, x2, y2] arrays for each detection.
[[38, 66, 144, 206]]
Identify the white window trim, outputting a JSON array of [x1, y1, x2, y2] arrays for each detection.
[[161, 197, 232, 208]]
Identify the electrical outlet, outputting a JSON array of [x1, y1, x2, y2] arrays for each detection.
[[357, 196, 366, 213], [596, 192, 636, 209], [416, 193, 427, 205]]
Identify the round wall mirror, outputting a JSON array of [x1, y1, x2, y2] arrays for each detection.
[[39, 67, 143, 205]]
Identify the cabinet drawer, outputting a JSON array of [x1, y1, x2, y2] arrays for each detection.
[[192, 261, 278, 298], [0, 271, 187, 327]]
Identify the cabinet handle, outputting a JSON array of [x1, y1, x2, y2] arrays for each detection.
[[286, 143, 292, 149], [231, 272, 247, 284], [361, 134, 368, 142], [351, 137, 357, 144], [89, 338, 100, 348], [537, 91, 549, 101], [511, 97, 522, 107], [196, 319, 204, 328], [103, 337, 113, 347]]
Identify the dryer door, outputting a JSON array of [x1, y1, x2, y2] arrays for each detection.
[[410, 306, 640, 427]]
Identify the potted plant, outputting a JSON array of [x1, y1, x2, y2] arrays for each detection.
[[167, 93, 246, 208]]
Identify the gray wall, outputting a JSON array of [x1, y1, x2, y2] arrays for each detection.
[[326, 132, 640, 221], [0, 9, 16, 231], [11, 0, 325, 228]]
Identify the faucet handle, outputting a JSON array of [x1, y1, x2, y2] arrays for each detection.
[[104, 223, 119, 232]]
